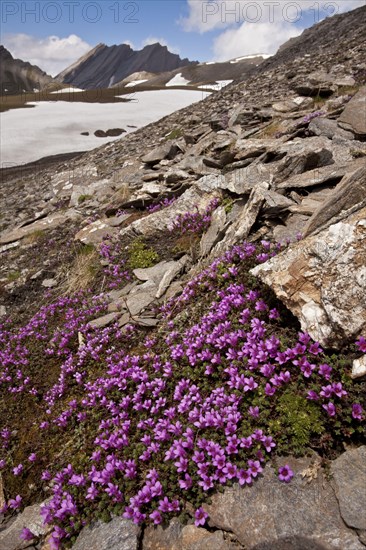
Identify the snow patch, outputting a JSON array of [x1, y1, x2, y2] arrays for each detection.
[[166, 73, 191, 87], [230, 53, 271, 63], [125, 79, 148, 88], [198, 80, 233, 91], [50, 87, 85, 94]]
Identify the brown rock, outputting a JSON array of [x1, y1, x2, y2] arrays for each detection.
[[338, 87, 366, 138], [304, 164, 366, 236], [252, 206, 366, 347]]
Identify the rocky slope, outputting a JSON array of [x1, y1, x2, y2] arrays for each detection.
[[0, 46, 55, 95], [57, 43, 196, 90], [0, 5, 366, 550]]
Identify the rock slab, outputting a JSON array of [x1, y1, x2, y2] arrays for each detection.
[[72, 517, 140, 550], [251, 207, 366, 348], [204, 454, 364, 550]]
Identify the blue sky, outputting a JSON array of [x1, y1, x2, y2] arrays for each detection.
[[1, 0, 365, 75]]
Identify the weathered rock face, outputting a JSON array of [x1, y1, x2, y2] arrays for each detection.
[[304, 165, 366, 236], [72, 518, 140, 549], [251, 207, 366, 348], [338, 87, 366, 138], [143, 518, 237, 550], [0, 502, 49, 550], [204, 453, 365, 550], [330, 446, 366, 533]]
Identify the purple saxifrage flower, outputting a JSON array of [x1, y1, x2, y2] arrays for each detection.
[[278, 465, 294, 483], [194, 506, 209, 527]]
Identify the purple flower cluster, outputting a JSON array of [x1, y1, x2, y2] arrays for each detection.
[[99, 238, 132, 289], [169, 198, 221, 235], [303, 111, 325, 124], [0, 240, 364, 549], [147, 197, 176, 213]]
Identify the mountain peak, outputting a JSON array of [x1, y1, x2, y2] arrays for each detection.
[[0, 44, 54, 94], [57, 42, 195, 89]]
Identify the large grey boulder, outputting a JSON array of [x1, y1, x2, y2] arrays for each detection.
[[72, 517, 140, 550], [204, 454, 364, 550], [252, 206, 366, 348], [331, 446, 366, 532]]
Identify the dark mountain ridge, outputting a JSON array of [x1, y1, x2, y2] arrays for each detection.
[[57, 42, 197, 89], [0, 45, 54, 95]]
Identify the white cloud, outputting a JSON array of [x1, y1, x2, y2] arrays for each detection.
[[2, 34, 93, 76], [181, 0, 366, 33], [212, 20, 302, 61], [141, 36, 180, 54]]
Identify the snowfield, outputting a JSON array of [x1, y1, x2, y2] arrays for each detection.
[[1, 89, 208, 166]]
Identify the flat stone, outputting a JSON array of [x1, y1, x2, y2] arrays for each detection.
[[156, 255, 190, 299], [74, 219, 117, 245], [176, 155, 217, 176], [126, 282, 158, 316], [72, 517, 140, 550], [338, 86, 366, 137], [133, 261, 177, 285], [351, 355, 366, 379], [275, 161, 357, 190], [132, 256, 189, 299], [165, 169, 190, 184], [0, 213, 69, 245], [262, 189, 295, 216], [331, 447, 366, 530], [89, 312, 121, 329], [252, 206, 366, 348], [42, 278, 57, 288], [213, 182, 268, 255], [0, 503, 49, 550], [142, 143, 179, 164], [107, 214, 132, 227], [304, 164, 366, 236], [272, 100, 298, 113], [233, 138, 277, 161], [135, 317, 159, 327], [224, 164, 272, 194], [288, 188, 333, 216], [143, 518, 235, 550], [205, 456, 364, 550], [309, 118, 354, 140], [196, 174, 226, 193], [0, 306, 7, 317], [200, 206, 227, 256]]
